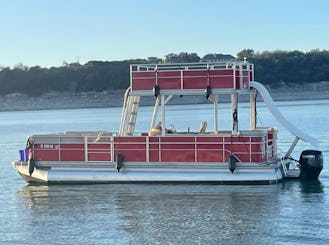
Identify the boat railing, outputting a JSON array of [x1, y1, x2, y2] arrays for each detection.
[[30, 129, 277, 164], [131, 61, 251, 72], [130, 61, 254, 95]]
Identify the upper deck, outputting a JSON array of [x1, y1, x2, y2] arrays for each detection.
[[130, 61, 254, 96]]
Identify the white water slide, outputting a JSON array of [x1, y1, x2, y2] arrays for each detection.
[[250, 81, 319, 147]]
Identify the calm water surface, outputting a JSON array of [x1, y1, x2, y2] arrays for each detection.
[[1, 100, 329, 244]]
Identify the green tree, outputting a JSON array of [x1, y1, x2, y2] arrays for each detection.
[[237, 49, 255, 61]]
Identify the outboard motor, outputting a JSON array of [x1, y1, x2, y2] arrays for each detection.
[[299, 150, 323, 180]]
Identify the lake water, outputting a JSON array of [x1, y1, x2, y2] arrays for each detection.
[[1, 99, 329, 244]]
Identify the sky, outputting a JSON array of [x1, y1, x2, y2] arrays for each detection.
[[1, 0, 328, 67]]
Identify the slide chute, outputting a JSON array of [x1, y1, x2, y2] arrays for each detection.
[[250, 81, 318, 147]]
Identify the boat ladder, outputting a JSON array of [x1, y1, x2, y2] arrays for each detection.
[[280, 157, 288, 177], [119, 95, 140, 136]]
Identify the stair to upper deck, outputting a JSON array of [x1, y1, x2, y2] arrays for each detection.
[[119, 93, 140, 136]]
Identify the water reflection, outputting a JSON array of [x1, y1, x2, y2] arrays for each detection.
[[299, 180, 324, 194], [18, 185, 50, 209], [17, 185, 132, 244], [17, 184, 283, 244]]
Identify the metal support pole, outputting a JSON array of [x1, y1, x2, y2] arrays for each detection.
[[161, 95, 166, 136], [213, 95, 218, 134], [150, 97, 160, 129], [285, 136, 300, 158], [250, 92, 256, 130], [164, 95, 173, 105], [232, 93, 238, 135]]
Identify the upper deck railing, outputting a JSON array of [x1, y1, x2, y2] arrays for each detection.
[[130, 61, 254, 95]]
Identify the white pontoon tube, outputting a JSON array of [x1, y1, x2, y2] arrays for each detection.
[[250, 81, 319, 148]]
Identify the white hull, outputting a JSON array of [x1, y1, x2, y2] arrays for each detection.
[[13, 160, 283, 184]]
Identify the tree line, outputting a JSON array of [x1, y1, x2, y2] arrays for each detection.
[[237, 49, 329, 87], [0, 50, 328, 96]]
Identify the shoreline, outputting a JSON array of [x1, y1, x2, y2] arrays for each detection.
[[1, 85, 329, 112]]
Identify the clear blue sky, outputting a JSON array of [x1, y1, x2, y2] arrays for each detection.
[[1, 0, 328, 67]]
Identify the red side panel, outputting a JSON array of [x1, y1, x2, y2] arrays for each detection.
[[183, 70, 208, 89], [249, 71, 253, 81], [197, 151, 224, 162], [131, 67, 251, 91], [131, 71, 156, 90], [161, 150, 195, 162], [224, 144, 251, 153], [33, 144, 59, 161], [32, 134, 268, 164], [160, 137, 195, 162], [209, 70, 234, 89], [87, 143, 111, 161], [197, 143, 222, 150], [60, 144, 85, 161], [160, 137, 195, 143], [235, 71, 240, 89], [157, 71, 181, 89], [267, 133, 273, 146], [224, 137, 251, 143], [149, 137, 159, 162], [235, 154, 250, 162], [114, 137, 146, 162], [251, 154, 265, 162], [196, 137, 224, 143], [196, 137, 224, 162]]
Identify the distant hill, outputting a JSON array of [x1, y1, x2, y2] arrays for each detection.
[[0, 50, 328, 97]]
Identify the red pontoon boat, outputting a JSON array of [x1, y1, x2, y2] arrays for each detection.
[[12, 61, 323, 184]]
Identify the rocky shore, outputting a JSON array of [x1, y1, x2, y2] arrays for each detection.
[[1, 82, 328, 111]]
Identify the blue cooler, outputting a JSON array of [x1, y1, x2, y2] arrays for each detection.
[[19, 149, 29, 161]]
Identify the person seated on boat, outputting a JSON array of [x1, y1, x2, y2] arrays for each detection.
[[148, 122, 162, 136], [148, 122, 176, 136], [199, 121, 207, 134]]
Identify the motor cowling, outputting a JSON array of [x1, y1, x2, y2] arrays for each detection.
[[299, 150, 323, 180]]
